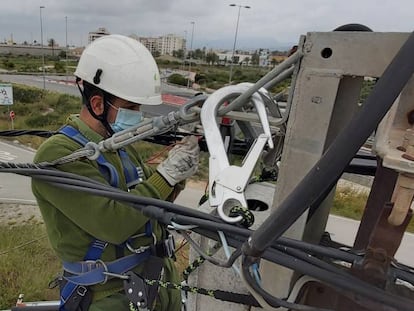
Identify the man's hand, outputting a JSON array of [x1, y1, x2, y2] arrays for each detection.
[[157, 136, 200, 186]]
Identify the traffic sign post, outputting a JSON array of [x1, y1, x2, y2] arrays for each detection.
[[9, 110, 15, 130], [0, 84, 13, 106]]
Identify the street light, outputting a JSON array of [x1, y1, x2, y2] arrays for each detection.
[[182, 30, 187, 71], [228, 3, 251, 84], [39, 6, 46, 90], [65, 16, 68, 82], [187, 21, 195, 88]]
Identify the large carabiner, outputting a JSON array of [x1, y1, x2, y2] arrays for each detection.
[[200, 84, 273, 223]]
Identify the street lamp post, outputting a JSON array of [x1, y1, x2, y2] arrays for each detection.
[[39, 6, 46, 90], [187, 21, 195, 88], [182, 30, 187, 71], [228, 4, 250, 84], [65, 16, 68, 82]]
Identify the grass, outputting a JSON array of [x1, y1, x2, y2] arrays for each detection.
[[332, 186, 414, 233], [0, 224, 60, 309], [0, 223, 191, 309]]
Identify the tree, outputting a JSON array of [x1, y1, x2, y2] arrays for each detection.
[[172, 49, 184, 59], [58, 50, 67, 59], [251, 50, 259, 66], [151, 50, 160, 58], [194, 48, 204, 60], [48, 38, 56, 56], [206, 51, 219, 65]]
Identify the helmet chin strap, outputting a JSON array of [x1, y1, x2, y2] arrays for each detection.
[[76, 78, 115, 137]]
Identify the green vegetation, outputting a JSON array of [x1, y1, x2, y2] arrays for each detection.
[[332, 187, 369, 221], [0, 224, 60, 309], [0, 54, 77, 74], [167, 73, 187, 86], [332, 186, 414, 233]]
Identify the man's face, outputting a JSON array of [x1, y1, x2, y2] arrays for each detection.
[[106, 97, 141, 123]]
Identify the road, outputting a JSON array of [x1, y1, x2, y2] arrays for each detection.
[[0, 140, 36, 204], [0, 74, 201, 119]]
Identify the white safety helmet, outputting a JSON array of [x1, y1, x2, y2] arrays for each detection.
[[74, 34, 162, 105]]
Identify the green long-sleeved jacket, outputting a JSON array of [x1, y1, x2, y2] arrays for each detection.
[[31, 115, 181, 311]]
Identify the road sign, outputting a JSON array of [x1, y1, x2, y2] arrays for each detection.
[[0, 83, 13, 105], [9, 110, 15, 119]]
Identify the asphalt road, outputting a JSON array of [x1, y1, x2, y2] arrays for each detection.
[[0, 140, 36, 204], [0, 74, 198, 117]]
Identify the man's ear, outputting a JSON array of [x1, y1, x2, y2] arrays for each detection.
[[89, 95, 105, 116]]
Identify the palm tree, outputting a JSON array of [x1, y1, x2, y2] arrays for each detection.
[[48, 38, 56, 56]]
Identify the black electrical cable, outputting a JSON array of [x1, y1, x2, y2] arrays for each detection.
[[3, 165, 414, 309], [241, 256, 333, 311], [194, 228, 414, 311], [246, 245, 414, 311], [260, 249, 414, 311], [0, 165, 378, 266], [3, 164, 404, 276], [0, 130, 56, 138], [1, 166, 227, 223], [245, 31, 414, 257], [272, 244, 350, 277]]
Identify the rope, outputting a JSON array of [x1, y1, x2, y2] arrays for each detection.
[[182, 256, 206, 281], [229, 206, 255, 228], [144, 279, 261, 307]]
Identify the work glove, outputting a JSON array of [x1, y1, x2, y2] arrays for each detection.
[[157, 135, 200, 186]]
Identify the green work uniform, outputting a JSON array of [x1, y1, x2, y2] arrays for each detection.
[[31, 115, 181, 311]]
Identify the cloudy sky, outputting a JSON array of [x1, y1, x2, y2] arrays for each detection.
[[1, 0, 413, 51]]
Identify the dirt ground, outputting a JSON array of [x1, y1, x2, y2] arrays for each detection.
[[0, 203, 42, 226]]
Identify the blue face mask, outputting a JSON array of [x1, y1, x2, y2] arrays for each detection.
[[110, 107, 143, 133]]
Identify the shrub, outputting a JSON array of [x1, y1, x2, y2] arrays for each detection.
[[13, 85, 45, 103], [167, 73, 187, 86], [54, 61, 65, 73], [25, 113, 61, 128], [54, 94, 80, 114]]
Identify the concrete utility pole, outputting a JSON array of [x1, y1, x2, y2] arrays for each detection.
[[40, 6, 46, 90], [228, 4, 251, 84], [187, 21, 195, 88]]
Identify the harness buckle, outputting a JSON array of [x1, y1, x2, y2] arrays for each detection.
[[164, 234, 176, 258], [77, 286, 87, 297], [126, 233, 157, 254]]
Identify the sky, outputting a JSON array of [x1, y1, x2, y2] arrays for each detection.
[[1, 0, 413, 51]]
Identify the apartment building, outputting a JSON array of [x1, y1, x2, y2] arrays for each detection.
[[139, 34, 186, 56], [88, 27, 110, 44]]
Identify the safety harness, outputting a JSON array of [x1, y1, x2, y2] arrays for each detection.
[[57, 125, 175, 311]]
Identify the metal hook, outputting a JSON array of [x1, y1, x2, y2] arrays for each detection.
[[201, 84, 273, 223]]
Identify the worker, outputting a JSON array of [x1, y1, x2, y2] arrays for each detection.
[[31, 34, 200, 311]]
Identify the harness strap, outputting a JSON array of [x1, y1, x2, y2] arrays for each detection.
[[59, 125, 119, 187], [63, 250, 152, 286], [119, 149, 142, 188], [84, 240, 108, 261], [57, 125, 158, 310]]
